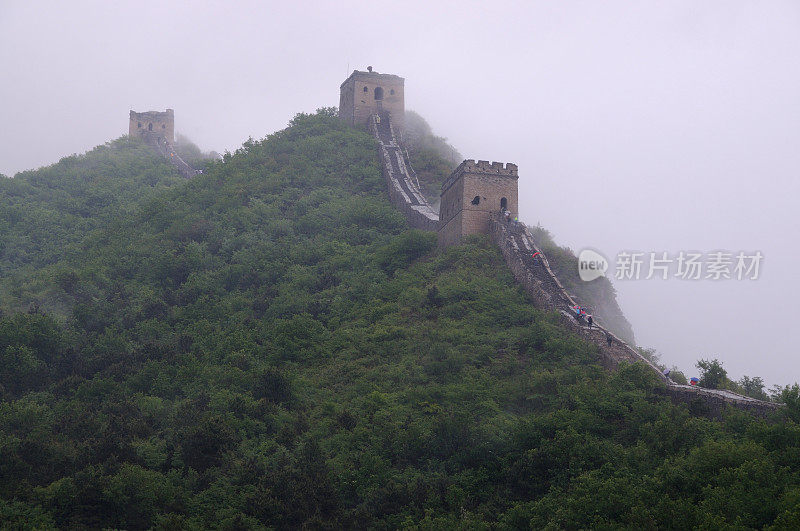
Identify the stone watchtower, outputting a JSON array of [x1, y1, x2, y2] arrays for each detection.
[[339, 67, 405, 133], [129, 109, 174, 143], [438, 160, 519, 248]]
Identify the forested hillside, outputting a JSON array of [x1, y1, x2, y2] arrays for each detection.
[[2, 110, 800, 528], [0, 138, 184, 315]]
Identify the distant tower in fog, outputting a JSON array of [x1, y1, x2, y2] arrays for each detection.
[[129, 109, 174, 143]]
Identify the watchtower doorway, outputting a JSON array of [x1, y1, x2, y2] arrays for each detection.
[[374, 86, 384, 100]]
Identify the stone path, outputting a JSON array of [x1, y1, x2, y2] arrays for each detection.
[[370, 112, 438, 229]]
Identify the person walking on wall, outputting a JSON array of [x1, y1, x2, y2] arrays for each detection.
[[587, 314, 593, 328]]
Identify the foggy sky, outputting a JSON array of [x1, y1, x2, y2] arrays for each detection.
[[2, 1, 799, 387]]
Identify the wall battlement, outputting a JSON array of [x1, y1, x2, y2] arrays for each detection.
[[369, 112, 438, 230], [464, 159, 519, 174], [442, 159, 519, 194], [339, 69, 404, 89], [487, 214, 781, 419]]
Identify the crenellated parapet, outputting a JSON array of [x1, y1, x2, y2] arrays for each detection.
[[441, 160, 518, 194], [461, 159, 519, 175]]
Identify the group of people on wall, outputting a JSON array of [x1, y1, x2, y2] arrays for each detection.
[[573, 305, 593, 328]]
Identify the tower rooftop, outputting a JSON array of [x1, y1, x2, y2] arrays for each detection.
[[339, 69, 404, 89]]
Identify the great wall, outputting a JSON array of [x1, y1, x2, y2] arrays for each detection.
[[129, 69, 781, 418], [341, 68, 780, 419]]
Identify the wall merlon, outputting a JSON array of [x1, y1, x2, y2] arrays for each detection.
[[442, 159, 519, 194], [461, 159, 519, 175]]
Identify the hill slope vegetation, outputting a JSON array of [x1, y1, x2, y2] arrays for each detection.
[[2, 110, 800, 528]]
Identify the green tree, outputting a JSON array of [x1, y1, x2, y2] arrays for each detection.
[[253, 368, 292, 405], [739, 375, 768, 400], [696, 358, 727, 389], [777, 383, 800, 422]]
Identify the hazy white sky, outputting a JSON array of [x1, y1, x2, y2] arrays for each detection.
[[2, 1, 799, 386]]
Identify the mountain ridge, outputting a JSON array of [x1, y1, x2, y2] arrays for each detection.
[[0, 110, 798, 528]]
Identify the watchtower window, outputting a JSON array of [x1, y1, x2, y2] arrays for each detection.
[[374, 86, 384, 100], [363, 86, 368, 92], [148, 123, 153, 131], [390, 89, 395, 95], [471, 196, 480, 205], [500, 197, 507, 209], [162, 124, 166, 129], [137, 122, 142, 128]]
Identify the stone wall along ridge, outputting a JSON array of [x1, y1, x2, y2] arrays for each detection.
[[369, 112, 438, 231], [487, 213, 780, 418]]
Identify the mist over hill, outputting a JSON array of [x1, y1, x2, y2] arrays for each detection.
[[2, 111, 800, 528]]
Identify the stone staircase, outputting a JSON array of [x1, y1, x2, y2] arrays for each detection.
[[487, 214, 780, 417], [369, 111, 438, 231]]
